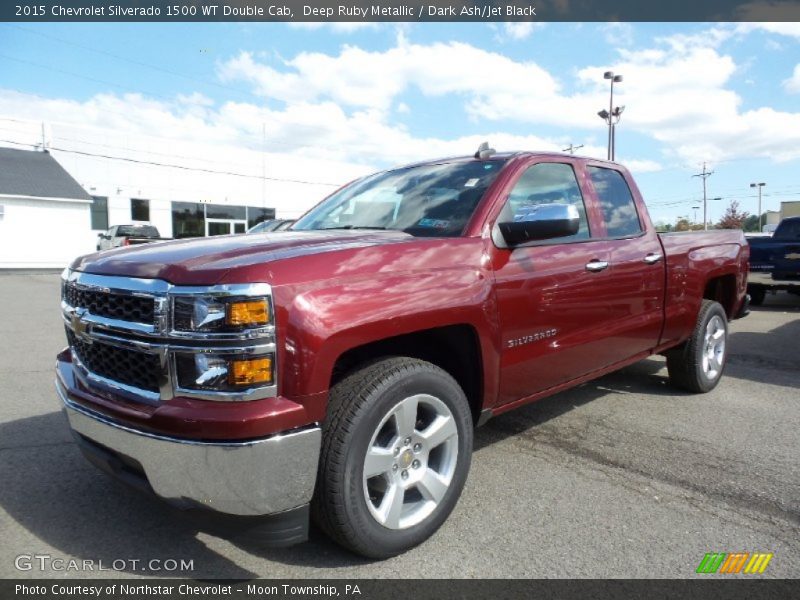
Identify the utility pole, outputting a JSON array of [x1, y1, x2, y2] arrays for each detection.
[[563, 143, 584, 155], [261, 123, 266, 208], [750, 182, 766, 232], [692, 163, 714, 230]]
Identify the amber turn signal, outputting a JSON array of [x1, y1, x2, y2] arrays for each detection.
[[229, 357, 273, 386], [226, 299, 270, 327]]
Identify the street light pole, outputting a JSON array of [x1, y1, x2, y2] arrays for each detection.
[[750, 182, 766, 232], [692, 206, 700, 225], [601, 71, 623, 160]]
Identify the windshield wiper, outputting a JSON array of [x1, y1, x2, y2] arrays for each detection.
[[319, 225, 388, 230]]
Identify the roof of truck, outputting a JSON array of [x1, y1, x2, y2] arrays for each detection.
[[397, 151, 620, 170]]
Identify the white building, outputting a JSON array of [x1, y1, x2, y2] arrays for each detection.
[[0, 147, 95, 268], [0, 123, 372, 268]]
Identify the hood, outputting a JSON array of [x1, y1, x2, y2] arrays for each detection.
[[71, 230, 418, 285]]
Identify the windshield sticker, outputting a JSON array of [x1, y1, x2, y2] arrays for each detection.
[[418, 218, 450, 229], [464, 178, 480, 188]]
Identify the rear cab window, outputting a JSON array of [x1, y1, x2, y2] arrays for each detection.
[[587, 166, 643, 238]]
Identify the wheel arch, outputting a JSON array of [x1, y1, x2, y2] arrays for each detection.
[[703, 273, 738, 319], [329, 324, 485, 426]]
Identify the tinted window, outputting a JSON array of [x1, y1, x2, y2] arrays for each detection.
[[207, 203, 246, 220], [172, 201, 204, 238], [117, 225, 159, 237], [131, 198, 150, 221], [247, 207, 276, 229], [775, 219, 800, 240], [498, 162, 590, 241], [90, 196, 108, 231], [588, 167, 642, 237]]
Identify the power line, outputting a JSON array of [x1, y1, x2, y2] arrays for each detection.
[[0, 112, 376, 160], [0, 53, 180, 104], [4, 24, 259, 103], [0, 138, 342, 187]]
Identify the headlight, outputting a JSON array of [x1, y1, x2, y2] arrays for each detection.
[[175, 352, 274, 391], [173, 296, 271, 333]]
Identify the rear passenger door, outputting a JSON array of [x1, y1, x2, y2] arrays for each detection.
[[584, 165, 665, 363]]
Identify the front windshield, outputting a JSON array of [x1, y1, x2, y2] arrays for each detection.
[[293, 159, 507, 237]]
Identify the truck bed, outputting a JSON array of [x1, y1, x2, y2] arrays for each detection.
[[658, 229, 749, 345]]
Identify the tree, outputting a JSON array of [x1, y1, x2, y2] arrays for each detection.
[[716, 200, 750, 230], [743, 213, 766, 233], [654, 220, 673, 232], [675, 218, 692, 232]]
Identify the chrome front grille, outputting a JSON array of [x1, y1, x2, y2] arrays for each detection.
[[60, 270, 277, 404], [64, 282, 155, 324], [67, 329, 161, 393]]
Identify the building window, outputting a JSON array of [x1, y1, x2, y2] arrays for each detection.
[[171, 201, 205, 238], [131, 198, 150, 222], [247, 207, 276, 229], [206, 203, 247, 220], [90, 196, 109, 231]]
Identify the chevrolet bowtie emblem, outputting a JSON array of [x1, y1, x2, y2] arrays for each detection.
[[71, 308, 92, 342]]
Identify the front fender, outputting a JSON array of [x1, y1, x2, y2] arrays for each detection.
[[273, 268, 498, 421]]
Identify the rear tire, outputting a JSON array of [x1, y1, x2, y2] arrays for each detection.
[[312, 357, 473, 559], [666, 300, 728, 393]]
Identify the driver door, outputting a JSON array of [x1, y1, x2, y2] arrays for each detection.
[[489, 159, 618, 406]]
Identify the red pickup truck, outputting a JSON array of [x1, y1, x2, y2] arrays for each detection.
[[56, 150, 749, 558]]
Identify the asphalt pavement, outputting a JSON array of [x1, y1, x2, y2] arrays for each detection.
[[0, 271, 797, 579]]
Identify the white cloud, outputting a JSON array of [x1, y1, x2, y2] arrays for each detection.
[[601, 22, 634, 47], [0, 88, 587, 169], [621, 159, 662, 174], [736, 22, 800, 39], [500, 22, 543, 41], [783, 64, 800, 94], [4, 25, 800, 182], [288, 22, 379, 33], [217, 37, 560, 114]]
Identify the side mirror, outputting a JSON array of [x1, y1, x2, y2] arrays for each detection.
[[498, 203, 580, 246]]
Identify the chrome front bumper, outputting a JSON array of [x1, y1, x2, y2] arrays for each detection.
[[57, 380, 321, 517]]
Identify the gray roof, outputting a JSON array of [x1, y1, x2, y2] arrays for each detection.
[[0, 147, 92, 201]]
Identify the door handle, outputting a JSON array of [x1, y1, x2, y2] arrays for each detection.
[[585, 260, 609, 272], [644, 253, 663, 265]]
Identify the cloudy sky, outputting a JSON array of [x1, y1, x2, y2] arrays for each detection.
[[1, 21, 799, 225]]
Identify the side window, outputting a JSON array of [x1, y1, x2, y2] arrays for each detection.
[[109, 226, 117, 237], [90, 196, 109, 231], [498, 162, 590, 241], [131, 198, 150, 222], [588, 167, 642, 237]]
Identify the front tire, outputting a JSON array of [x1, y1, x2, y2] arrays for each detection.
[[312, 357, 473, 559], [666, 300, 728, 393]]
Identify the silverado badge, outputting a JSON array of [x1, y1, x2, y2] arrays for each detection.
[[507, 328, 558, 349]]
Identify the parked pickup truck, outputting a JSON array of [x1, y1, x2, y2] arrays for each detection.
[[747, 216, 800, 305], [96, 224, 168, 251], [57, 150, 749, 558]]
